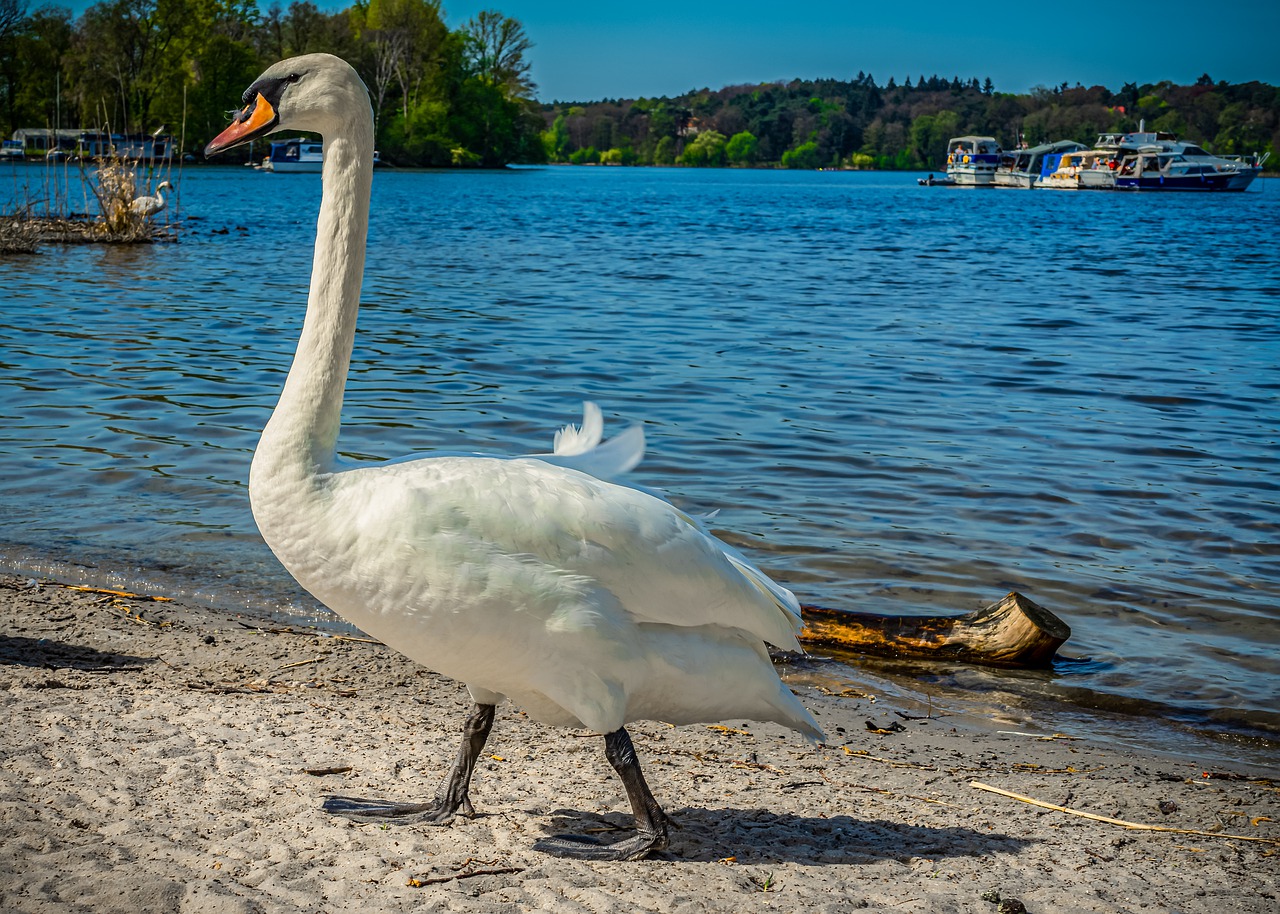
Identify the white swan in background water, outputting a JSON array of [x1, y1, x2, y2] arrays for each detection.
[[130, 180, 173, 217], [205, 53, 821, 862]]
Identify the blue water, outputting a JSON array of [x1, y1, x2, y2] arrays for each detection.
[[2, 162, 1277, 762]]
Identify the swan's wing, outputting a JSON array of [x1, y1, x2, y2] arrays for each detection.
[[524, 460, 805, 651], [545, 408, 799, 641], [356, 403, 800, 646], [362, 455, 803, 652]]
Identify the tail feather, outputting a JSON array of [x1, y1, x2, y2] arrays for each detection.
[[553, 402, 605, 456], [538, 401, 646, 483]]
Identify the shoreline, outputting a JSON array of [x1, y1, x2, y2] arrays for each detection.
[[2, 573, 1276, 913], [5, 545, 1278, 767]]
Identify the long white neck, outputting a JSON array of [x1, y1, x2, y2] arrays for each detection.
[[251, 116, 374, 493]]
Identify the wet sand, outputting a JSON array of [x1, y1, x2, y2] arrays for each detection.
[[1, 573, 1276, 913]]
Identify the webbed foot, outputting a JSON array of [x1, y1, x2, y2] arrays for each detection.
[[532, 727, 670, 861], [322, 794, 470, 825], [322, 702, 495, 828], [534, 825, 668, 861]]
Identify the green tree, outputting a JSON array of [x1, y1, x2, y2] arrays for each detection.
[[4, 4, 74, 134], [780, 139, 821, 169], [351, 0, 448, 145], [463, 8, 533, 97], [653, 134, 674, 165], [541, 111, 569, 161], [186, 32, 262, 156], [455, 10, 541, 166], [908, 109, 960, 167], [67, 0, 203, 132], [679, 128, 725, 166], [0, 0, 27, 134], [725, 130, 758, 165]]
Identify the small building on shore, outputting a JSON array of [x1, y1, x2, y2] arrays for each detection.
[[8, 128, 174, 161]]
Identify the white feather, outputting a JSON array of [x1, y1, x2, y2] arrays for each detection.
[[553, 401, 605, 455]]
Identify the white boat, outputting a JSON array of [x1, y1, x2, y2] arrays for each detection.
[[945, 136, 1001, 187], [1094, 127, 1264, 192], [995, 140, 1085, 188], [264, 138, 323, 172], [0, 139, 23, 160], [1035, 149, 1116, 190], [261, 139, 383, 172]]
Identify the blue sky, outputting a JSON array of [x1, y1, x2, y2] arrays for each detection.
[[55, 0, 1280, 102]]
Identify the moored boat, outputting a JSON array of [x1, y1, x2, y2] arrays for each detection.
[[264, 138, 323, 172], [945, 136, 1001, 187], [1095, 128, 1264, 191], [1035, 149, 1115, 190], [995, 140, 1086, 188]]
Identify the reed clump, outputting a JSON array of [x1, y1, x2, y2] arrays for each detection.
[[0, 216, 40, 254], [90, 154, 154, 240], [1, 147, 175, 253]]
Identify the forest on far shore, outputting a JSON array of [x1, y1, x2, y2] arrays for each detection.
[[541, 74, 1280, 171], [0, 0, 1275, 170]]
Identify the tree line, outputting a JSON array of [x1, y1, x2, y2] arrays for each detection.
[[0, 0, 542, 167], [541, 73, 1280, 170], [1, 0, 1275, 171]]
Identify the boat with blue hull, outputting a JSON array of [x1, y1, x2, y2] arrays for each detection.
[[1095, 129, 1264, 192], [1036, 149, 1115, 190], [945, 136, 1001, 186], [995, 140, 1086, 188], [263, 138, 323, 172]]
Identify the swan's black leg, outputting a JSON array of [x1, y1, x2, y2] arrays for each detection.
[[324, 702, 496, 825], [534, 726, 670, 861]]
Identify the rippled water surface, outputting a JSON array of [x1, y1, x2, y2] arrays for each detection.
[[2, 163, 1277, 761]]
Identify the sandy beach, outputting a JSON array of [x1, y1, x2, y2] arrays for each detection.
[[1, 572, 1275, 913]]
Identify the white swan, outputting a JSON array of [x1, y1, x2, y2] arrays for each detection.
[[130, 180, 173, 217], [205, 53, 821, 861]]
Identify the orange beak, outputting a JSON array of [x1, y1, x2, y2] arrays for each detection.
[[206, 93, 278, 156]]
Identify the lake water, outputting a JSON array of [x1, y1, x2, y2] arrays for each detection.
[[2, 162, 1277, 767]]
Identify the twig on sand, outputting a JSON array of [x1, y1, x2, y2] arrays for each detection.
[[235, 620, 381, 644], [407, 864, 524, 887], [971, 781, 1280, 846], [839, 746, 940, 771], [267, 656, 323, 680], [58, 583, 173, 602]]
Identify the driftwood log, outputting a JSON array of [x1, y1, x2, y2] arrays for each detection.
[[798, 591, 1070, 668]]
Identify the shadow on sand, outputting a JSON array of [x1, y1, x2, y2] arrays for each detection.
[[0, 634, 152, 672], [539, 805, 1033, 864]]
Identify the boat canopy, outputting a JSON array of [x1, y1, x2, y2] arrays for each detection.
[[269, 138, 322, 160], [949, 135, 999, 152], [1022, 139, 1087, 157]]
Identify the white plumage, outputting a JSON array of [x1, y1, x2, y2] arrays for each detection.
[[206, 53, 819, 861], [130, 180, 172, 217]]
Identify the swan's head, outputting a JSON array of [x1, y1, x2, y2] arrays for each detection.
[[157, 180, 173, 191], [205, 54, 370, 156]]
